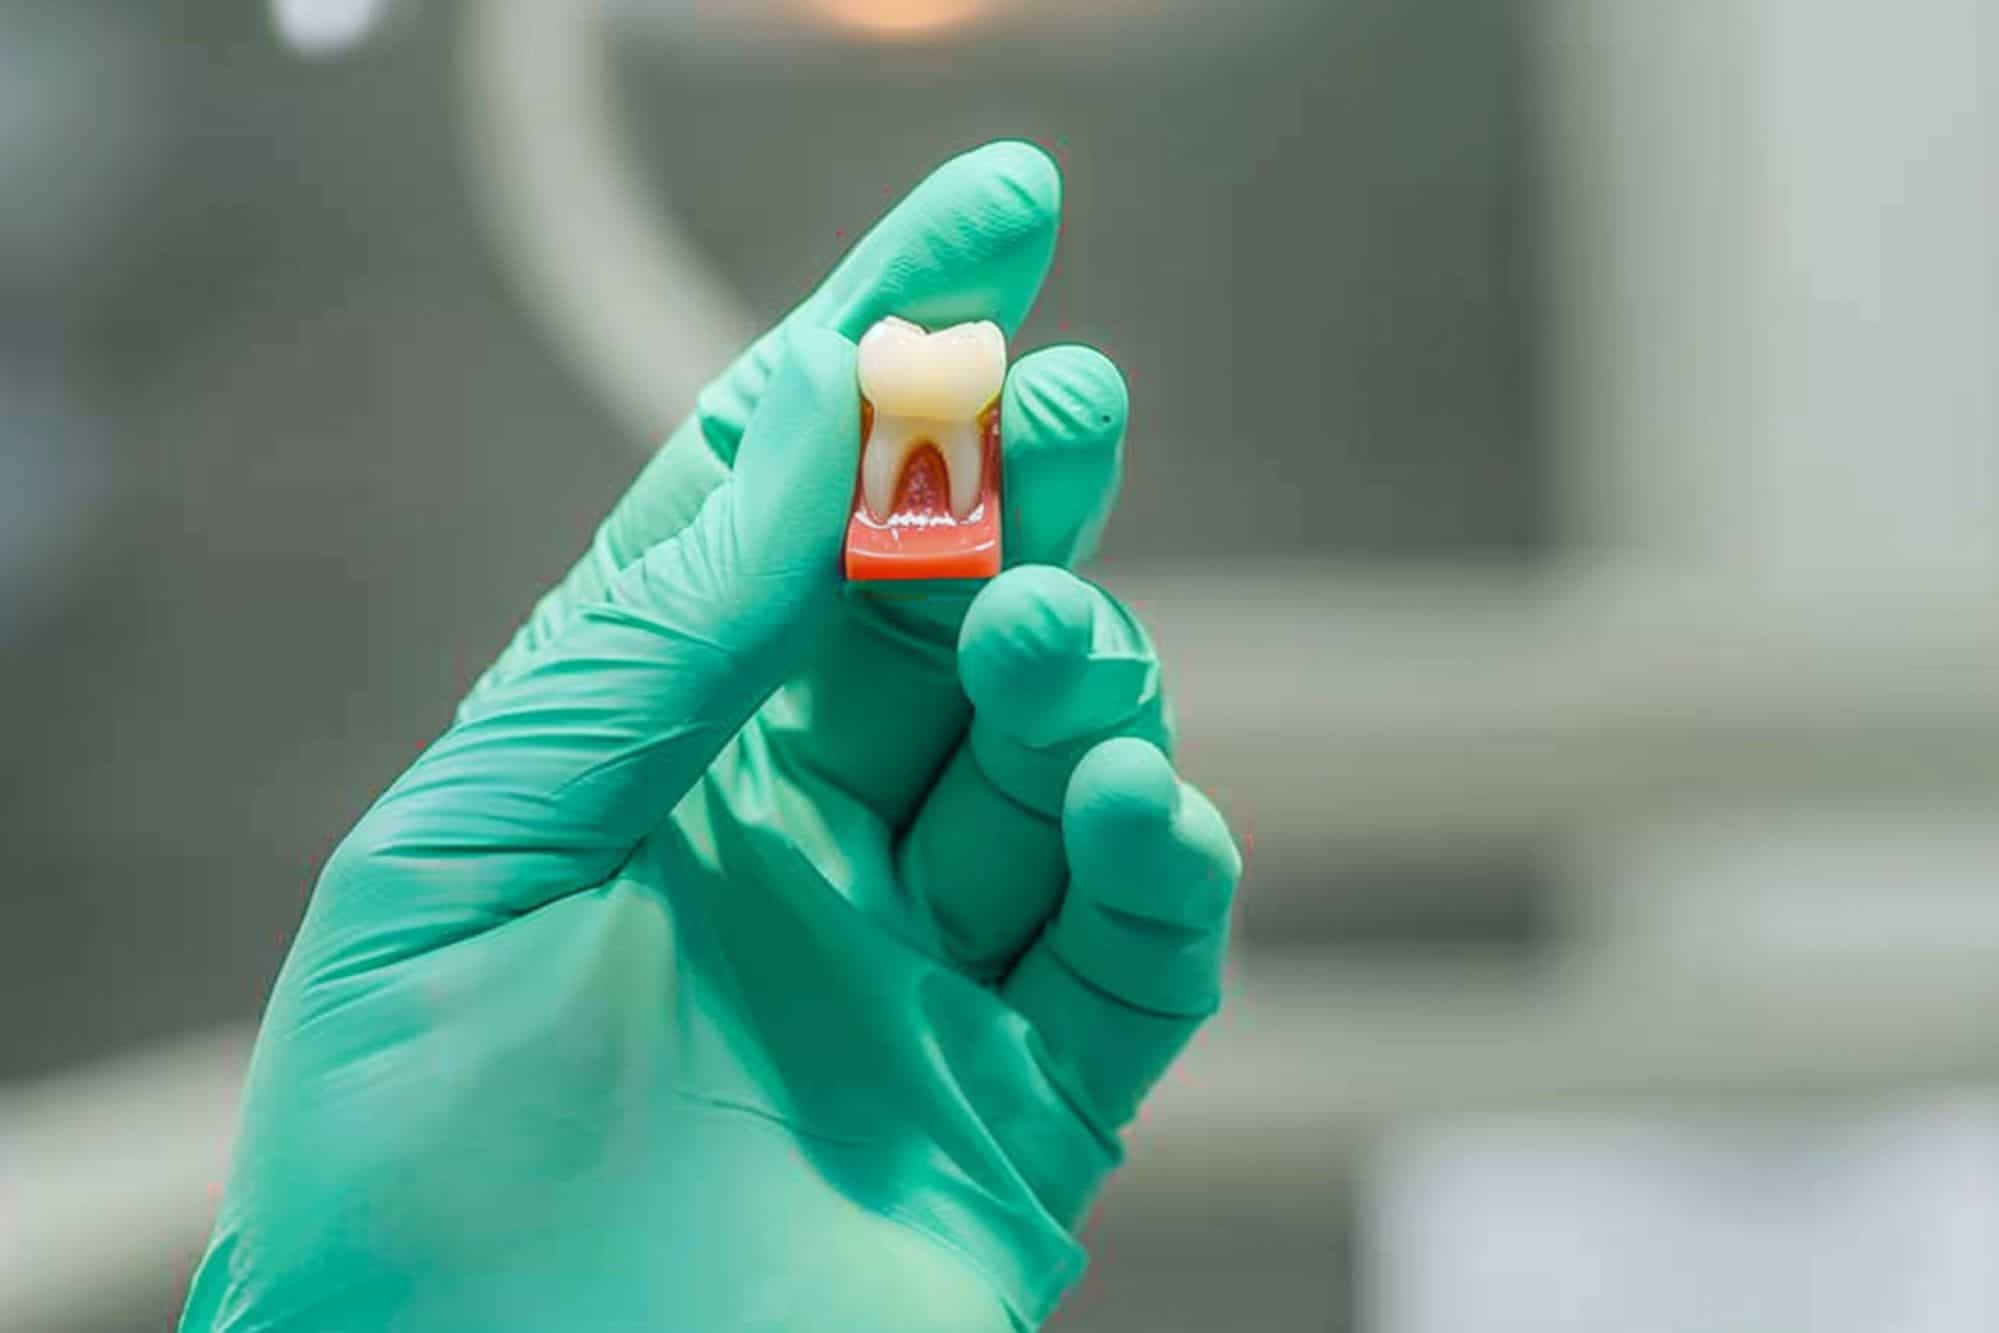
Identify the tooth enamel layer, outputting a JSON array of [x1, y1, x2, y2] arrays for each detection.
[[857, 317, 1004, 522]]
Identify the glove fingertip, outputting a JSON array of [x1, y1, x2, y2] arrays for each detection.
[[1063, 736, 1179, 835], [1005, 344, 1129, 448], [958, 566, 1096, 703], [941, 138, 1064, 237]]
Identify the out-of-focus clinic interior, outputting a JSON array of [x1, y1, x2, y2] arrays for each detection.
[[3, 1, 1997, 1329]]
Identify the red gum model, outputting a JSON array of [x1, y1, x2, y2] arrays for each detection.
[[843, 399, 1003, 582]]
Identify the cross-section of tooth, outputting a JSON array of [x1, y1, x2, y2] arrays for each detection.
[[857, 317, 1004, 521]]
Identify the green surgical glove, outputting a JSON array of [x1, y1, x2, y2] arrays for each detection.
[[181, 141, 1241, 1333]]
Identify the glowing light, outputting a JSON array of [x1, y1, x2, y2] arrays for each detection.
[[269, 0, 392, 57], [802, 0, 992, 40]]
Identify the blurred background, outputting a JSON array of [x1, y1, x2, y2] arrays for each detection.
[[2, 0, 1996, 1328]]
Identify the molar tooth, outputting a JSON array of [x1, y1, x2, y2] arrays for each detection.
[[855, 317, 1005, 523], [859, 318, 1002, 419]]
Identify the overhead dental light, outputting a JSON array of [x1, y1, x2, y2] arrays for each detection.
[[801, 0, 993, 40], [268, 0, 397, 58], [602, 0, 1235, 49], [456, 0, 1255, 447]]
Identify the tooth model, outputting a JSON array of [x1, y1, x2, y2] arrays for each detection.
[[844, 316, 1005, 582]]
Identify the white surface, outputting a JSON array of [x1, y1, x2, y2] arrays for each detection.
[[1536, 0, 1999, 591], [1364, 1099, 1999, 1333], [0, 1027, 252, 1330], [1572, 801, 1999, 975], [1110, 564, 1999, 846], [1739, 0, 1999, 595]]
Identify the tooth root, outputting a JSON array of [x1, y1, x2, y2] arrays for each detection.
[[859, 415, 987, 522], [861, 418, 911, 522], [941, 420, 984, 519]]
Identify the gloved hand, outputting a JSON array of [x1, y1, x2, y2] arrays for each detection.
[[181, 141, 1240, 1333]]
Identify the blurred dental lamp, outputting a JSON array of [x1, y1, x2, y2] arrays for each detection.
[[604, 0, 1241, 48], [801, 0, 992, 40], [455, 0, 1260, 449], [268, 0, 403, 58]]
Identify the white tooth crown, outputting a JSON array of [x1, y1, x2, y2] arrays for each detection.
[[856, 316, 1004, 521]]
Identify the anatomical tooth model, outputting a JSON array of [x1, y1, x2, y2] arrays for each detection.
[[844, 316, 1005, 582]]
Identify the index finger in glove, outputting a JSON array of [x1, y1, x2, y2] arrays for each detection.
[[309, 330, 858, 971], [471, 141, 1063, 707]]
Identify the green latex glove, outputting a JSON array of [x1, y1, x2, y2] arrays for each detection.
[[181, 142, 1241, 1332]]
